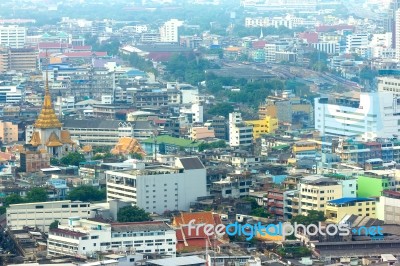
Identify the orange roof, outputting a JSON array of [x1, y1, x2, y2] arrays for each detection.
[[30, 131, 41, 147], [60, 130, 74, 144], [82, 145, 92, 153], [110, 137, 146, 156], [46, 132, 63, 147], [172, 211, 221, 227]]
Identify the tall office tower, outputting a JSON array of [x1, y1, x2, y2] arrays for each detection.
[[396, 9, 400, 60], [159, 19, 183, 43], [388, 0, 400, 48], [0, 25, 26, 49]]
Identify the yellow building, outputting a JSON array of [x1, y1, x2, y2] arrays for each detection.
[[292, 140, 318, 157], [299, 176, 343, 215], [325, 198, 377, 224], [245, 116, 278, 139]]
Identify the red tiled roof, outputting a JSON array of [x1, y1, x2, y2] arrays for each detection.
[[173, 211, 220, 226], [252, 40, 267, 49], [298, 32, 319, 44]]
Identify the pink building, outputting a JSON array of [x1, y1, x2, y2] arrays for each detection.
[[190, 127, 215, 140], [0, 121, 18, 144]]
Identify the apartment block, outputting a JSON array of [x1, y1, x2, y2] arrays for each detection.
[[9, 48, 37, 71], [229, 112, 253, 147], [47, 218, 176, 258], [357, 171, 397, 198], [159, 19, 183, 43], [325, 197, 377, 224], [19, 151, 50, 173], [7, 200, 95, 232], [244, 115, 278, 139], [106, 157, 207, 214], [0, 25, 26, 48], [0, 120, 18, 144], [298, 176, 343, 215]]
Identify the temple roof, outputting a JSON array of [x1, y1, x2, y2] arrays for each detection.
[[34, 68, 63, 129], [60, 130, 74, 144], [30, 132, 41, 147], [46, 132, 63, 147], [111, 137, 146, 156]]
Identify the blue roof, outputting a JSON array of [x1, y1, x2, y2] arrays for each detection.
[[328, 197, 374, 205]]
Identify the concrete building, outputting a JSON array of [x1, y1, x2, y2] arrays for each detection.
[[0, 86, 22, 103], [298, 176, 343, 215], [357, 171, 396, 198], [346, 34, 368, 53], [315, 92, 400, 141], [189, 126, 215, 140], [325, 197, 377, 224], [47, 218, 176, 258], [396, 9, 400, 60], [62, 119, 134, 146], [204, 116, 228, 140], [312, 42, 340, 55], [245, 116, 278, 139], [0, 120, 18, 144], [377, 190, 400, 224], [7, 200, 95, 232], [229, 112, 253, 147], [0, 25, 26, 48], [8, 48, 37, 71], [159, 19, 183, 43], [106, 157, 207, 214], [378, 75, 400, 96]]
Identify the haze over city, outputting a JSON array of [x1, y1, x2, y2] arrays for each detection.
[[0, 0, 400, 265]]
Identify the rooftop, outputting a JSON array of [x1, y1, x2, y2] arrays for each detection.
[[328, 197, 374, 205], [111, 221, 171, 232], [142, 135, 200, 147]]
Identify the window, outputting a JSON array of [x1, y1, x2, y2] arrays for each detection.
[[91, 236, 99, 239], [35, 205, 44, 209]]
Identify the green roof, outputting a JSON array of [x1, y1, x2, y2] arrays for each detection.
[[272, 144, 290, 150], [142, 135, 201, 147]]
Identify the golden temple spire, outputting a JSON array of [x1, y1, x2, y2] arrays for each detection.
[[34, 54, 62, 129]]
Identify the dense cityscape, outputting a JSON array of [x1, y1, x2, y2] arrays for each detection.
[[0, 0, 399, 265]]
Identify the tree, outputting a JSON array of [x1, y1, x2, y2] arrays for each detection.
[[50, 157, 60, 166], [68, 186, 106, 202], [26, 188, 48, 203], [117, 205, 151, 223], [49, 220, 60, 230], [130, 152, 143, 160], [207, 103, 234, 118], [60, 152, 86, 166], [4, 194, 24, 206], [291, 210, 326, 226]]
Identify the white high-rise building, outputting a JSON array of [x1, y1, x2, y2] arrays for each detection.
[[346, 33, 368, 53], [0, 25, 26, 48], [315, 91, 400, 141], [159, 19, 183, 43], [229, 112, 253, 147], [396, 9, 400, 60], [106, 157, 207, 214], [378, 75, 400, 95]]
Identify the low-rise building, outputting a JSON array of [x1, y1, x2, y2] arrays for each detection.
[[0, 120, 18, 144], [47, 218, 176, 258], [7, 200, 95, 232], [325, 197, 377, 224]]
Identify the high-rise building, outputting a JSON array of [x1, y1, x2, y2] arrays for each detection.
[[229, 112, 253, 147], [396, 9, 400, 60], [388, 0, 400, 48], [315, 91, 400, 141], [0, 25, 26, 48], [159, 19, 183, 43]]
